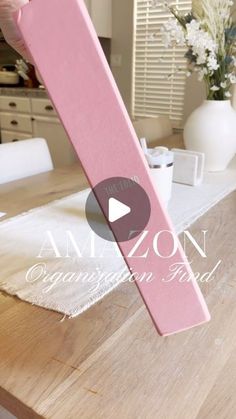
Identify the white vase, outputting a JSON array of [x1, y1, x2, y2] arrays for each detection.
[[184, 100, 236, 172]]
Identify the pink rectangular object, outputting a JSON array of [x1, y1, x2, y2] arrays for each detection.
[[15, 0, 210, 336]]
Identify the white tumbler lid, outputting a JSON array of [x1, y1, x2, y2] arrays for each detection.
[[145, 147, 174, 168]]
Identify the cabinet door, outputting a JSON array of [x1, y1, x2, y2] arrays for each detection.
[[0, 96, 31, 114], [1, 130, 32, 144], [31, 98, 57, 117], [32, 116, 78, 168], [0, 112, 33, 133]]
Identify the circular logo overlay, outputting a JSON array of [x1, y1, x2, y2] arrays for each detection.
[[85, 177, 151, 242]]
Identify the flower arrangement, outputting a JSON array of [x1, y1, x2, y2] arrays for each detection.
[[160, 0, 236, 100]]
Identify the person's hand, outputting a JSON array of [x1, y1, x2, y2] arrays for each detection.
[[0, 0, 31, 61]]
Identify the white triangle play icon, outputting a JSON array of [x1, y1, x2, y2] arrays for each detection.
[[108, 197, 131, 223]]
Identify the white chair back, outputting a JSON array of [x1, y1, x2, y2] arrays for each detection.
[[232, 84, 236, 111], [133, 116, 173, 145], [0, 405, 16, 419], [0, 138, 53, 185]]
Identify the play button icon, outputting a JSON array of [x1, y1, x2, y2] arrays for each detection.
[[85, 177, 151, 242], [108, 198, 131, 223]]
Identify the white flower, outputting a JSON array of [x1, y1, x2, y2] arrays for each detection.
[[210, 85, 220, 91], [229, 73, 236, 84], [220, 81, 227, 89], [186, 20, 217, 54], [207, 54, 219, 71], [161, 30, 172, 48], [162, 19, 185, 47], [193, 0, 232, 51], [149, 33, 157, 42], [219, 10, 230, 20], [232, 57, 236, 68], [155, 0, 170, 9], [225, 91, 232, 97], [160, 0, 170, 10], [185, 20, 217, 68], [225, 73, 236, 84], [161, 1, 234, 93]]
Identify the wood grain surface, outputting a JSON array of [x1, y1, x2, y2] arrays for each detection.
[[0, 134, 235, 419]]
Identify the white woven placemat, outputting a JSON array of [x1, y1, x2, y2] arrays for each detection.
[[1, 158, 236, 318]]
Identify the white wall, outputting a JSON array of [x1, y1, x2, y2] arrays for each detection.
[[111, 0, 134, 114], [183, 74, 205, 123]]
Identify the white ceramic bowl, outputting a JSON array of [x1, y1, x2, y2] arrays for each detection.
[[0, 70, 19, 85]]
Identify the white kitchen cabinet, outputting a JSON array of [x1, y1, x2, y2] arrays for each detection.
[[84, 0, 112, 38], [31, 98, 57, 117], [32, 115, 77, 168], [0, 112, 32, 133], [1, 130, 32, 143], [0, 95, 78, 168], [0, 96, 31, 113]]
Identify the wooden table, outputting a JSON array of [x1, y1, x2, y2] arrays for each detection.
[[0, 136, 236, 419]]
